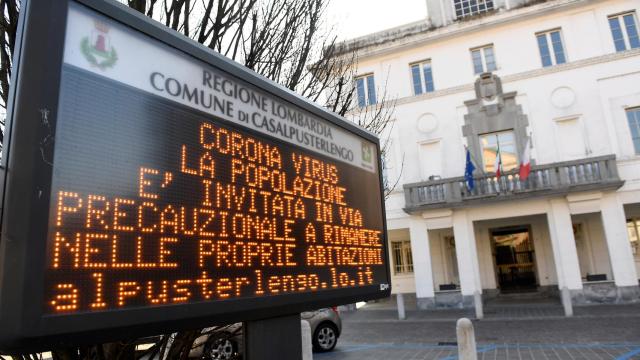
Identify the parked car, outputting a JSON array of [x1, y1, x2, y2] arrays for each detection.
[[190, 308, 342, 359]]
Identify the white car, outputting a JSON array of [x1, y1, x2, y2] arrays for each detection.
[[190, 308, 343, 359]]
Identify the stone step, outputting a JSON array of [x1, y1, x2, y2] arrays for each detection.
[[495, 291, 555, 300]]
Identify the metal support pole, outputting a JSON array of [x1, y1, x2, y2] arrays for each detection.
[[244, 314, 302, 360], [456, 318, 477, 360], [561, 287, 573, 317], [474, 291, 483, 319], [397, 293, 406, 320], [300, 320, 312, 360]]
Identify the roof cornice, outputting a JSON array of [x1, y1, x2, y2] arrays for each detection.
[[337, 0, 599, 61]]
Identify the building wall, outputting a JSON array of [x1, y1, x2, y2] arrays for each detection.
[[357, 0, 638, 93], [378, 51, 640, 191], [352, 0, 640, 300], [429, 228, 458, 289], [387, 228, 416, 294], [573, 213, 614, 280], [354, 0, 640, 200]]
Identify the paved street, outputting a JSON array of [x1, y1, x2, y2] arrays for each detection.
[[318, 299, 640, 360]]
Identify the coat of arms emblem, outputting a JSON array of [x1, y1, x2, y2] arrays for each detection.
[[81, 20, 118, 70], [362, 142, 373, 164]]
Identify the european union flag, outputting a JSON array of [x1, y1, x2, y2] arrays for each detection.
[[464, 148, 475, 191]]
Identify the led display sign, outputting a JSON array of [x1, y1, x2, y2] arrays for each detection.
[[0, 0, 389, 351]]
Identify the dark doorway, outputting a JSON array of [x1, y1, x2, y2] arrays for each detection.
[[492, 226, 537, 292]]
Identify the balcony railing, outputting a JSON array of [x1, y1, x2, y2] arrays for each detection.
[[403, 155, 624, 213]]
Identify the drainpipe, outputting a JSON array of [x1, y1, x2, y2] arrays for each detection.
[[438, 0, 448, 26]]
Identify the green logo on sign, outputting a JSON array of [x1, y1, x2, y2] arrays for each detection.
[[81, 20, 118, 70], [362, 142, 373, 164]]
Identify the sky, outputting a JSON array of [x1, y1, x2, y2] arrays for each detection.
[[326, 0, 428, 41]]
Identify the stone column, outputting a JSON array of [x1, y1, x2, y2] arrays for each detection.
[[546, 199, 583, 300], [409, 216, 436, 309], [600, 193, 640, 300], [452, 210, 482, 308]]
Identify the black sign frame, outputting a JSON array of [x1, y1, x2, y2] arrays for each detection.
[[0, 0, 390, 352]]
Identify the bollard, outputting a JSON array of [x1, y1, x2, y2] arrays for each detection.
[[397, 293, 406, 320], [473, 291, 483, 319], [561, 287, 573, 317], [301, 320, 313, 360], [456, 318, 477, 360]]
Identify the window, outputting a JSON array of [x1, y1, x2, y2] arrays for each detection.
[[626, 108, 640, 154], [453, 0, 494, 19], [608, 12, 640, 52], [410, 61, 435, 95], [536, 29, 566, 67], [479, 130, 518, 172], [355, 74, 376, 108], [471, 45, 497, 75], [391, 241, 413, 274]]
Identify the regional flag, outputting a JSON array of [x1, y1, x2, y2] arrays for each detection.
[[464, 148, 476, 191]]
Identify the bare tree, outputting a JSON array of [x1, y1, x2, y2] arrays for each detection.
[[0, 0, 19, 145], [0, 0, 394, 129]]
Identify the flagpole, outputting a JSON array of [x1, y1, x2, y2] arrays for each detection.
[[494, 136, 502, 193], [496, 136, 502, 175]]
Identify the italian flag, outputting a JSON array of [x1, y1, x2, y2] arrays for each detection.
[[519, 138, 531, 181], [494, 142, 502, 179]]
